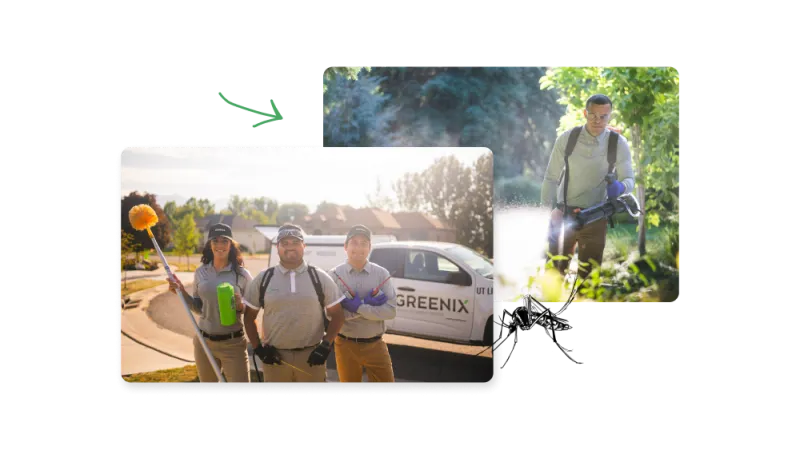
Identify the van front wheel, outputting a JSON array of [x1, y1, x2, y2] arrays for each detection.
[[483, 318, 493, 346]]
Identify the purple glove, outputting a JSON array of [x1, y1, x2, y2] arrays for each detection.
[[607, 180, 625, 199], [364, 291, 388, 306], [341, 293, 362, 313]]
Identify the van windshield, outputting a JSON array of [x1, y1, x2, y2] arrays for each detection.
[[443, 245, 493, 278]]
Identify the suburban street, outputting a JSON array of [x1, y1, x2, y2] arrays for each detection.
[[122, 256, 493, 382]]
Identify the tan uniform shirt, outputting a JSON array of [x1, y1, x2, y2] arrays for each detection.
[[330, 261, 397, 339], [243, 260, 339, 349], [191, 263, 252, 334]]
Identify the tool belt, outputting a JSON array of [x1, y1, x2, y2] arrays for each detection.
[[337, 333, 383, 343], [200, 329, 244, 341], [275, 344, 317, 352]]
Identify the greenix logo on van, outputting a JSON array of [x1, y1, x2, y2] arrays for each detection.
[[216, 88, 288, 128], [396, 294, 469, 313]]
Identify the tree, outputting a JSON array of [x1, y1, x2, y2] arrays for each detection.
[[393, 172, 423, 212], [323, 67, 364, 93], [323, 70, 397, 147], [540, 67, 679, 255], [121, 191, 172, 250], [276, 203, 310, 225], [164, 197, 215, 229], [365, 179, 395, 211], [252, 196, 278, 217], [469, 153, 494, 256], [394, 155, 471, 221], [245, 196, 278, 224], [226, 195, 251, 216], [173, 214, 200, 269], [394, 155, 494, 257], [121, 230, 140, 289], [196, 198, 215, 216], [163, 200, 178, 226], [370, 67, 563, 179]]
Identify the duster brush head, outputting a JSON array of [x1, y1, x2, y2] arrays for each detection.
[[129, 204, 159, 231]]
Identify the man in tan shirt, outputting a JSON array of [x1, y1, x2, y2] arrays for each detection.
[[330, 225, 397, 382], [243, 224, 345, 382], [541, 94, 635, 278]]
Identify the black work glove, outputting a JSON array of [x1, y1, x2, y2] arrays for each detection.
[[306, 340, 331, 366], [254, 343, 282, 365]]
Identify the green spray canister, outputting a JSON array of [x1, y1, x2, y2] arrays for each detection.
[[217, 282, 237, 326]]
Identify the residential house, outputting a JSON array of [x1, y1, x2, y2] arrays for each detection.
[[293, 205, 455, 243], [195, 214, 268, 253], [392, 211, 456, 242]]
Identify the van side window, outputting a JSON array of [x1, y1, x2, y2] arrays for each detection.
[[404, 250, 471, 285], [370, 248, 406, 278]]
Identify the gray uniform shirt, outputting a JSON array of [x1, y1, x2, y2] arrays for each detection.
[[191, 263, 252, 335], [243, 260, 339, 349], [329, 261, 397, 339], [541, 126, 635, 208]]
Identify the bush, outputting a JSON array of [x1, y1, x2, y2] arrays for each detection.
[[604, 230, 633, 262], [630, 223, 678, 267], [495, 176, 541, 206], [122, 259, 160, 271], [661, 224, 679, 267]]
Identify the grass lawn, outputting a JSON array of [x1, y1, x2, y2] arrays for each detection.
[[123, 365, 199, 382], [172, 263, 199, 272], [121, 279, 168, 297], [607, 221, 665, 239], [123, 365, 261, 382]]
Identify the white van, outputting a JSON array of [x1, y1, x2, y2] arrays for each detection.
[[268, 234, 397, 271], [369, 241, 494, 346]]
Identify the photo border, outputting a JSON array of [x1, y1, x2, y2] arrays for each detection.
[[111, 144, 504, 400]]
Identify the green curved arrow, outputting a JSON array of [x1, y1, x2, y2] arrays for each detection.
[[217, 89, 286, 128]]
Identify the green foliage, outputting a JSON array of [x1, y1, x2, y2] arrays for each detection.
[[226, 195, 277, 224], [541, 67, 679, 237], [393, 154, 493, 256], [121, 191, 171, 250], [651, 223, 679, 268], [323, 67, 366, 93], [173, 215, 200, 265], [121, 259, 159, 271], [323, 71, 397, 147], [121, 230, 140, 271], [540, 222, 678, 302], [276, 203, 310, 226], [323, 67, 565, 181], [164, 197, 215, 230], [365, 179, 396, 211], [495, 176, 541, 206]]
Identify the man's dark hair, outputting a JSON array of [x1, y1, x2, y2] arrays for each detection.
[[586, 94, 613, 110]]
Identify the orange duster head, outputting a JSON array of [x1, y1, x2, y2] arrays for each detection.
[[129, 204, 159, 231]]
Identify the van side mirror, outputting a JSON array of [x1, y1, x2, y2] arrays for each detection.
[[447, 271, 472, 286]]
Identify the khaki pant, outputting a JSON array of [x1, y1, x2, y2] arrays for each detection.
[[548, 215, 608, 278], [260, 347, 326, 382], [193, 335, 250, 382], [334, 336, 395, 382]]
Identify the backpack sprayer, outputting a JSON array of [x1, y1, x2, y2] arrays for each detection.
[[571, 173, 642, 229]]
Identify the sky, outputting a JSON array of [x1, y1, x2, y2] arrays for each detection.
[[121, 147, 490, 210]]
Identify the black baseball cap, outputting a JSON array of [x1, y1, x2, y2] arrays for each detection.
[[277, 224, 305, 242], [208, 223, 233, 241], [346, 224, 372, 244]]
